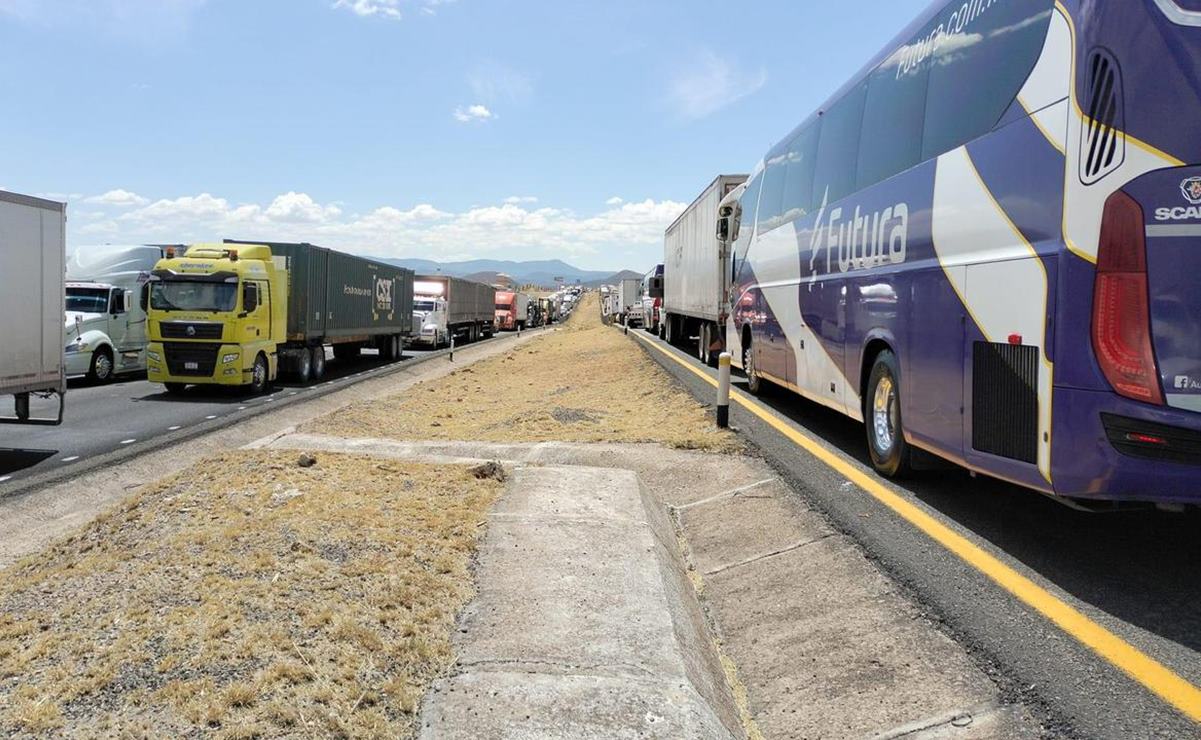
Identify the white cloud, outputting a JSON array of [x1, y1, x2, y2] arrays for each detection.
[[74, 190, 686, 268], [667, 50, 767, 120], [332, 0, 452, 21], [263, 192, 342, 223], [605, 196, 624, 206], [453, 104, 495, 123], [504, 196, 538, 205], [84, 189, 149, 207]]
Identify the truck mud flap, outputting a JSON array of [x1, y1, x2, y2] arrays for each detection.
[[0, 391, 65, 426]]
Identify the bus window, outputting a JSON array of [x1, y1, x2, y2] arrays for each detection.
[[921, 0, 1054, 160], [812, 81, 868, 209], [858, 42, 930, 189], [782, 122, 821, 223], [756, 150, 788, 234]]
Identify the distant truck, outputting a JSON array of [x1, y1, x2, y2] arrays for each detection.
[[65, 245, 165, 382], [495, 291, 530, 331], [0, 190, 66, 425], [662, 174, 748, 365], [411, 275, 495, 348], [146, 240, 414, 394], [539, 296, 559, 325], [617, 277, 643, 327], [641, 264, 664, 335]]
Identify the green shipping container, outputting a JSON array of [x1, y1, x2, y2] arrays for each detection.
[[225, 240, 414, 343]]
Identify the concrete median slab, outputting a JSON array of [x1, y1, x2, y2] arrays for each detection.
[[419, 464, 742, 739]]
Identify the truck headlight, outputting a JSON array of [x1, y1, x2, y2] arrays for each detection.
[[146, 350, 161, 362], [222, 353, 239, 364]]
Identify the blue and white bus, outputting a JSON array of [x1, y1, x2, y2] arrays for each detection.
[[725, 0, 1201, 506]]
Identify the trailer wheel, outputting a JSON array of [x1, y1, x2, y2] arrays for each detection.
[[250, 354, 270, 395], [865, 350, 911, 478], [310, 346, 326, 381], [664, 316, 673, 344], [697, 324, 708, 364], [391, 335, 402, 361], [295, 348, 312, 384], [88, 347, 115, 384]]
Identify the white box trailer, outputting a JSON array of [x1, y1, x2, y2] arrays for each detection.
[[617, 278, 643, 326], [0, 190, 67, 424], [662, 174, 747, 365]]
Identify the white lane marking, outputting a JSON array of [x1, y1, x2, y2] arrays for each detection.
[[288, 391, 297, 396], [61, 456, 80, 463], [238, 406, 247, 411], [0, 476, 11, 483], [120, 439, 137, 445], [168, 425, 182, 431], [205, 415, 217, 420]]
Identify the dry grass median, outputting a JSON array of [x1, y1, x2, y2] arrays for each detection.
[[0, 451, 502, 738], [308, 293, 738, 452]]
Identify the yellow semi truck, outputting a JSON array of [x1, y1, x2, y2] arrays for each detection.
[[146, 241, 414, 394]]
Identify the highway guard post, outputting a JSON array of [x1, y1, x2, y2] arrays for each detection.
[[717, 352, 731, 428]]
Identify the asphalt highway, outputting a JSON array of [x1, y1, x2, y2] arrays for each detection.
[[631, 325, 1201, 739], [0, 341, 462, 486]]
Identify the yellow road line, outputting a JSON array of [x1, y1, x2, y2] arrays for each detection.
[[627, 328, 1201, 723]]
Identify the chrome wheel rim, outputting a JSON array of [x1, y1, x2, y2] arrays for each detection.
[[254, 361, 266, 388], [94, 353, 112, 380], [873, 376, 897, 453], [744, 346, 756, 385]]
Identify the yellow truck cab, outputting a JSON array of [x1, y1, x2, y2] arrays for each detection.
[[146, 243, 286, 394]]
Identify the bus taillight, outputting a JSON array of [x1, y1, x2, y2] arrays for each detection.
[[1091, 191, 1164, 406]]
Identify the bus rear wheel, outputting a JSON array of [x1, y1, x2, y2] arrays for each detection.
[[743, 337, 761, 396], [865, 350, 911, 478]]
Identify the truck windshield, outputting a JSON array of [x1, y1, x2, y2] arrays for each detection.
[[150, 281, 237, 312], [414, 300, 437, 312], [496, 302, 512, 311], [66, 288, 110, 314]]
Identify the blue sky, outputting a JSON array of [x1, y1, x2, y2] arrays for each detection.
[[0, 0, 929, 272]]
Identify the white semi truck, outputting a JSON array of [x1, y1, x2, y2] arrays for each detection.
[[662, 174, 748, 365], [411, 275, 496, 348], [65, 245, 166, 382], [0, 190, 67, 425]]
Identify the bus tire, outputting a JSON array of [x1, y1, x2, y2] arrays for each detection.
[[865, 350, 911, 478], [310, 346, 326, 381], [250, 354, 270, 396], [743, 332, 762, 396]]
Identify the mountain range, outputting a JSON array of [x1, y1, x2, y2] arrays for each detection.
[[370, 257, 640, 288]]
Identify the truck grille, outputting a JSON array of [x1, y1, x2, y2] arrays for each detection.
[[164, 342, 220, 377], [160, 321, 224, 340]]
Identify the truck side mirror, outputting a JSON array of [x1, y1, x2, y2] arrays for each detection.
[[716, 216, 729, 242], [243, 283, 259, 313]]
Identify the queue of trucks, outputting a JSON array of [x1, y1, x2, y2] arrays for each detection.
[[3, 186, 582, 421]]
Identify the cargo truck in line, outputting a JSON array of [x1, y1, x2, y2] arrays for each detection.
[[494, 291, 530, 331], [641, 264, 664, 335], [617, 277, 643, 327], [64, 245, 166, 382], [411, 275, 496, 348], [662, 174, 748, 366], [145, 240, 413, 394], [1, 191, 67, 425]]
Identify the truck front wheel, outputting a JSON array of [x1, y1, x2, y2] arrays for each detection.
[[88, 347, 114, 384], [250, 354, 270, 395]]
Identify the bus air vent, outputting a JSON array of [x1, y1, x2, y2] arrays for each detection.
[[1080, 49, 1125, 185], [972, 342, 1039, 464]]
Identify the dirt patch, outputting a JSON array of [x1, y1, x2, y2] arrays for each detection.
[[306, 294, 738, 453], [0, 450, 502, 738]]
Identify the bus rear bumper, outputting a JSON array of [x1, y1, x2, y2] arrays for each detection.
[[1052, 387, 1201, 504]]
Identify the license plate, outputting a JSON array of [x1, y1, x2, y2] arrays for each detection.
[[185, 362, 199, 370]]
